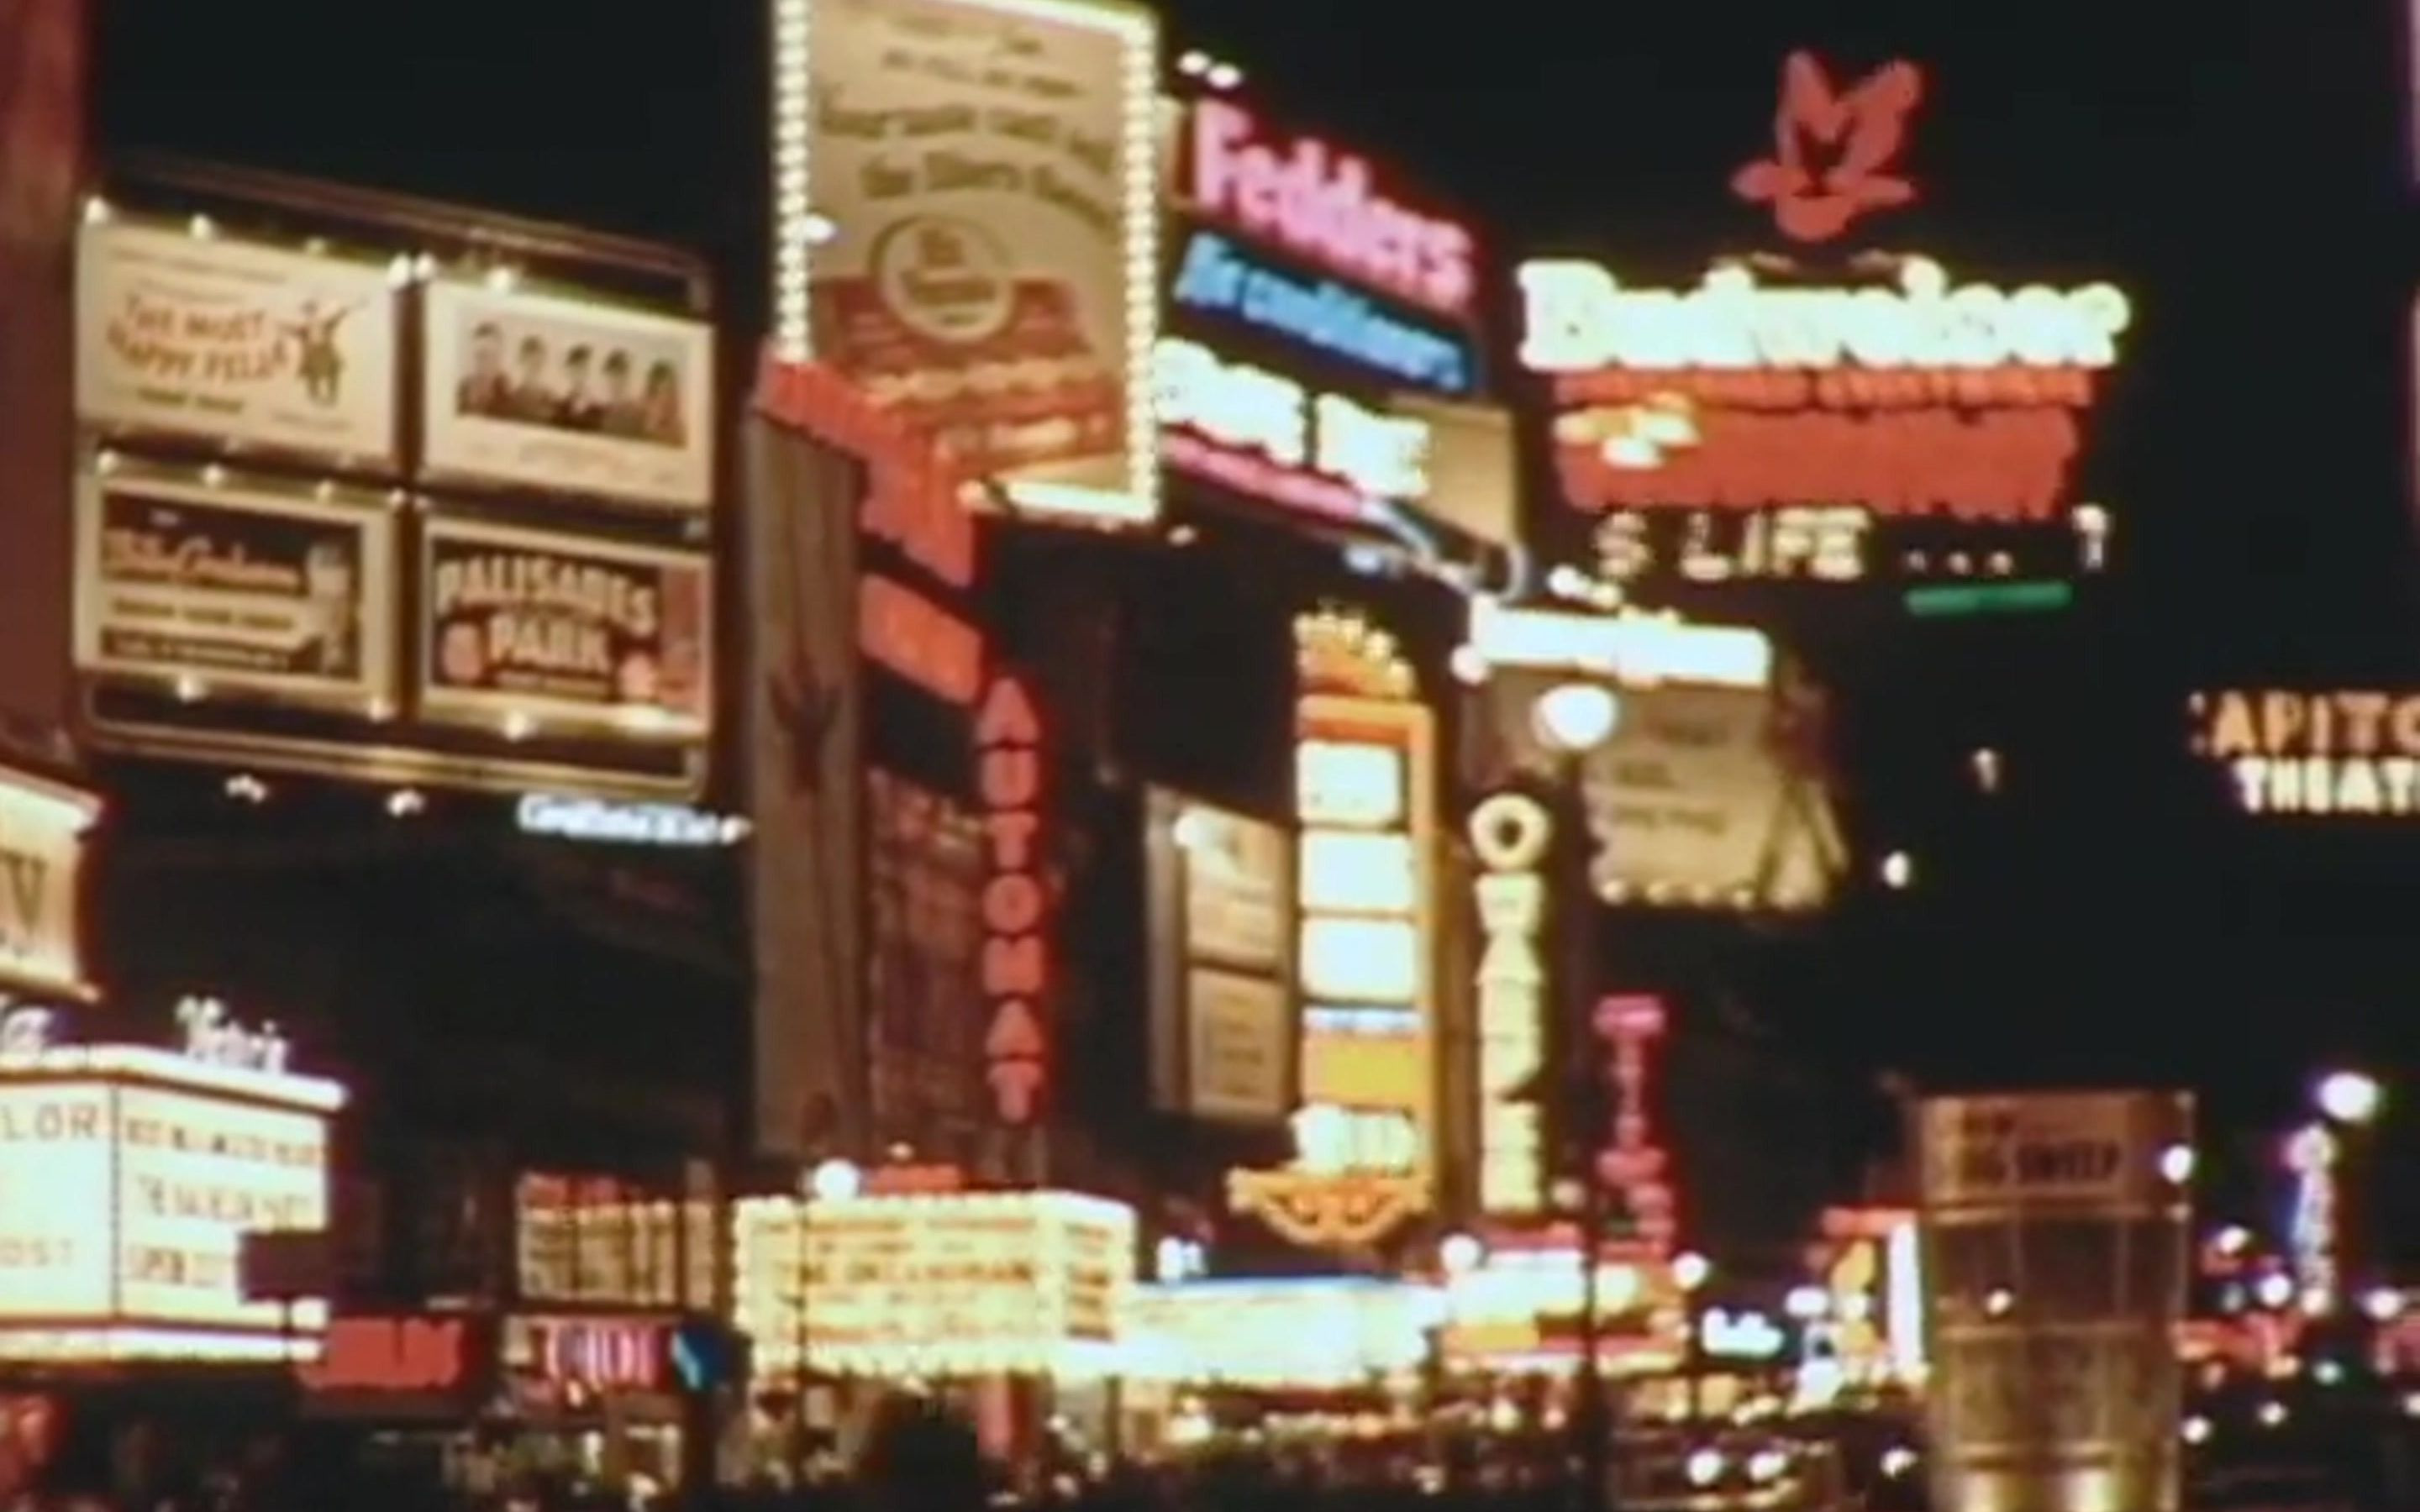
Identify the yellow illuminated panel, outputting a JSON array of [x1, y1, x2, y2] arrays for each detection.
[[731, 1189, 1134, 1381], [1299, 1029, 1423, 1111], [1228, 648, 1436, 1249]]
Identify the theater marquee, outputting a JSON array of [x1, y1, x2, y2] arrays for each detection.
[[2188, 689, 2420, 816]]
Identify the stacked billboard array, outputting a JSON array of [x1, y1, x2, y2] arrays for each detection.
[[73, 204, 716, 798]]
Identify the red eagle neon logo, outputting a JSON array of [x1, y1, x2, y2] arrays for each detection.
[[1731, 50, 1924, 244]]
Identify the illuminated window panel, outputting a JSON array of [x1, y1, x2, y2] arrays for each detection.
[[1297, 830, 1416, 914], [1296, 741, 1405, 828], [1298, 917, 1418, 1003]]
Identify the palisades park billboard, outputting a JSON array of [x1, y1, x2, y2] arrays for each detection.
[[71, 192, 716, 799]]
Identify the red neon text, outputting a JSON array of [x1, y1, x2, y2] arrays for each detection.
[[860, 573, 981, 706], [1593, 995, 1674, 1252], [1187, 97, 1475, 318], [756, 352, 976, 591], [977, 675, 1048, 1126], [302, 1317, 472, 1394], [1162, 431, 1370, 525], [1555, 407, 2078, 520], [1552, 365, 2096, 412], [528, 1320, 664, 1393]]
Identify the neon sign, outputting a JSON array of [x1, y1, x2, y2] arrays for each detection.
[[1520, 257, 2129, 533], [1519, 259, 2128, 376], [1228, 610, 1435, 1250], [1594, 995, 1675, 1252], [1155, 339, 1431, 522], [2189, 689, 2420, 816], [1732, 52, 1924, 244], [1182, 97, 1476, 319], [1171, 230, 1476, 395], [1469, 792, 1549, 1217], [976, 673, 1048, 1126], [516, 795, 748, 847], [522, 1316, 666, 1393], [176, 996, 290, 1075], [1594, 505, 1872, 585], [2283, 1123, 2338, 1314], [302, 1316, 476, 1394]]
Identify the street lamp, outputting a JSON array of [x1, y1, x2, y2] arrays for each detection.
[[1534, 680, 1619, 1512], [2316, 1071, 2383, 1128], [1674, 1251, 1712, 1425], [791, 1158, 860, 1478], [1534, 682, 1621, 757], [2307, 1072, 2383, 1336]]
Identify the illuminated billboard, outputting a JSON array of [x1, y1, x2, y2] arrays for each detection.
[[1144, 790, 1292, 1124], [1228, 607, 1437, 1250], [1918, 1092, 2191, 1512], [1169, 95, 1480, 394], [1515, 51, 2130, 598], [1459, 597, 1843, 910], [2186, 689, 2420, 816], [0, 764, 98, 1002], [0, 1007, 342, 1362], [770, 0, 1161, 528], [733, 1189, 1133, 1379], [73, 187, 718, 801], [1158, 92, 1516, 570]]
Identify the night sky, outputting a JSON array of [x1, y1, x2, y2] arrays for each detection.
[[90, 2, 2420, 1236]]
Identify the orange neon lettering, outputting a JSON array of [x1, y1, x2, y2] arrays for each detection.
[[858, 575, 981, 706], [755, 354, 976, 589], [1556, 407, 2077, 520], [302, 1318, 467, 1394]]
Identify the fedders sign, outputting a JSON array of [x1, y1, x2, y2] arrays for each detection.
[[1181, 97, 1476, 322], [0, 766, 97, 1002]]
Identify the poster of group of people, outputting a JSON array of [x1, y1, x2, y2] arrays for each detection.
[[70, 204, 718, 791]]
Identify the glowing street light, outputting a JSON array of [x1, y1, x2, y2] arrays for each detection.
[[2315, 1070, 2383, 1127], [1439, 1232, 1486, 1278], [807, 1157, 861, 1202], [1533, 681, 1620, 756]]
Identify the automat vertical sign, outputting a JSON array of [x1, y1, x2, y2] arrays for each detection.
[[977, 671, 1047, 1124]]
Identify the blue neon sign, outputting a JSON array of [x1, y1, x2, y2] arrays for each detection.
[[1171, 231, 1478, 396]]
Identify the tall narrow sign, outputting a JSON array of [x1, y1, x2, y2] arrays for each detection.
[[976, 672, 1048, 1125]]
